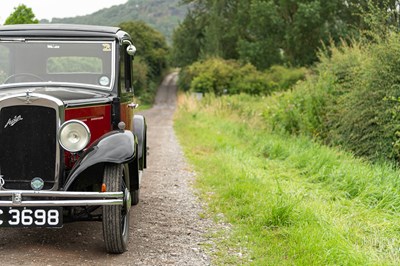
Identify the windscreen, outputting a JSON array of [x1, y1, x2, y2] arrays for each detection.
[[0, 40, 114, 90]]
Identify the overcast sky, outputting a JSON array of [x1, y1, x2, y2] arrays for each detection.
[[0, 0, 128, 24]]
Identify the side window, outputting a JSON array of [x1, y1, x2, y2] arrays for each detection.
[[119, 43, 133, 93], [0, 45, 10, 83]]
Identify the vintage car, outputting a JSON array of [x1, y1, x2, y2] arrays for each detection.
[[0, 24, 147, 254]]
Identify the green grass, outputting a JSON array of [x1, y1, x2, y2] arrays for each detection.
[[174, 94, 400, 265]]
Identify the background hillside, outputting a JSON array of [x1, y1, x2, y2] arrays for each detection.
[[48, 0, 187, 43]]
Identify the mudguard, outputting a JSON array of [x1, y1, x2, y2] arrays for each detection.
[[64, 130, 137, 190]]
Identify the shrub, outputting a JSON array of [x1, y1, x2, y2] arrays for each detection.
[[179, 58, 240, 95], [325, 34, 400, 161], [263, 72, 335, 137], [190, 59, 238, 95], [262, 40, 366, 138], [178, 57, 306, 96], [265, 65, 307, 90], [263, 33, 400, 163], [233, 64, 278, 95]]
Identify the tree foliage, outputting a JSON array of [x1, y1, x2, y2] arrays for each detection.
[[4, 4, 39, 25], [119, 21, 169, 104], [170, 10, 203, 67], [172, 0, 400, 68], [119, 21, 169, 79]]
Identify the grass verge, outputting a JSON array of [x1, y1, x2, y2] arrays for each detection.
[[174, 93, 400, 265]]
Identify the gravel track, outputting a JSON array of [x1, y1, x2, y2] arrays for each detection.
[[0, 72, 211, 266]]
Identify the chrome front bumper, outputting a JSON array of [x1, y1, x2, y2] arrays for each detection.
[[0, 190, 123, 207]]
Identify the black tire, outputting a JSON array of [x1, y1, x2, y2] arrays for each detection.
[[131, 189, 139, 205], [131, 145, 140, 206], [143, 135, 147, 169], [133, 115, 147, 170], [102, 164, 130, 254]]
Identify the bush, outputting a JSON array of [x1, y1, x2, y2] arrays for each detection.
[[263, 72, 335, 137], [265, 65, 308, 90], [325, 34, 400, 161], [263, 33, 400, 163], [234, 64, 278, 95], [178, 58, 306, 96], [190, 59, 239, 95], [262, 40, 365, 137]]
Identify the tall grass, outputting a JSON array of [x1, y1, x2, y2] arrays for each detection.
[[175, 93, 400, 265]]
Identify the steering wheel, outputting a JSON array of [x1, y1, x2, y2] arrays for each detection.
[[3, 73, 44, 84]]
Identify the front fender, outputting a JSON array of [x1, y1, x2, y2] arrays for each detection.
[[63, 130, 136, 190]]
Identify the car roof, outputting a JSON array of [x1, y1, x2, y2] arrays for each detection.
[[0, 24, 129, 40]]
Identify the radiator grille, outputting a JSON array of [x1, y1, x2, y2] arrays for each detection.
[[0, 105, 56, 190]]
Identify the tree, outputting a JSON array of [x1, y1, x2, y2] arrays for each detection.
[[237, 0, 361, 66], [174, 0, 400, 69], [174, 0, 352, 68], [119, 21, 169, 79], [4, 4, 39, 25], [201, 0, 240, 59], [172, 0, 242, 66], [237, 0, 284, 69], [170, 11, 204, 67]]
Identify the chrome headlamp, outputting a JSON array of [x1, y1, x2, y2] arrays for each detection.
[[58, 120, 91, 152]]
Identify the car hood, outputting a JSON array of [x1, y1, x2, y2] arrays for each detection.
[[0, 86, 112, 106]]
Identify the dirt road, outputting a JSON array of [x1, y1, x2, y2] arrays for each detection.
[[0, 73, 211, 265]]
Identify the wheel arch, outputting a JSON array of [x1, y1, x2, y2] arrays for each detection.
[[63, 130, 137, 191]]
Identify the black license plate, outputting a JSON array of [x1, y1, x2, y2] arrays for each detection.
[[0, 207, 63, 228]]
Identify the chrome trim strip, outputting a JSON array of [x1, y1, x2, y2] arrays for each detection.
[[64, 98, 112, 107], [0, 191, 123, 207], [0, 92, 64, 106], [0, 199, 122, 207], [0, 191, 123, 197]]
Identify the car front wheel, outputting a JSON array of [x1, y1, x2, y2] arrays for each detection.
[[102, 164, 131, 253]]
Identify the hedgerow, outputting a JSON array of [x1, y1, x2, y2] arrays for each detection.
[[325, 34, 400, 161], [265, 34, 400, 162]]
